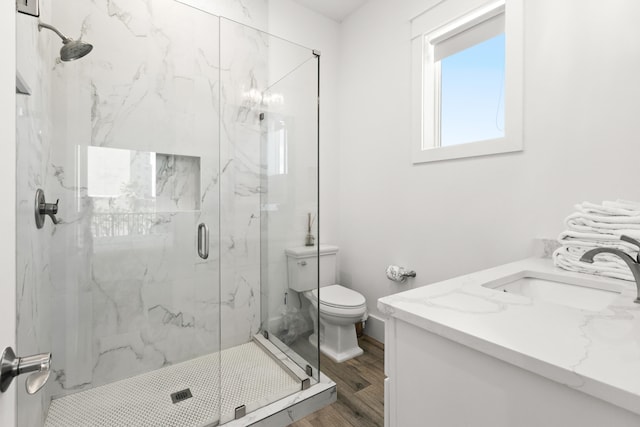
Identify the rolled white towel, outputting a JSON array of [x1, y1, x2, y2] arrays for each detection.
[[606, 200, 640, 211], [576, 200, 640, 217], [552, 246, 635, 282], [557, 230, 640, 252], [566, 211, 640, 228], [565, 218, 640, 236]]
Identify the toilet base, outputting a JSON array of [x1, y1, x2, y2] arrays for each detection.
[[309, 323, 364, 363]]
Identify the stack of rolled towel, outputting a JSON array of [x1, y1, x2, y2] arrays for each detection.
[[552, 200, 640, 282]]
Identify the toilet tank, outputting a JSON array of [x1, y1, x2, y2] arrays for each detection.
[[285, 245, 339, 292]]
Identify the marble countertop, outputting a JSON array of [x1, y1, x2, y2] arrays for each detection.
[[378, 257, 640, 415]]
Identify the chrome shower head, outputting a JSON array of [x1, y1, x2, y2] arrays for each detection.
[[38, 22, 93, 61], [60, 39, 93, 61]]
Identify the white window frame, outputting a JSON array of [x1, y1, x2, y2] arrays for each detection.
[[411, 0, 523, 164]]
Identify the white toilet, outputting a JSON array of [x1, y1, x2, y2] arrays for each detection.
[[286, 245, 367, 363]]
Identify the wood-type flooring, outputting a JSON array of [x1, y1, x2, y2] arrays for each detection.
[[290, 336, 384, 427]]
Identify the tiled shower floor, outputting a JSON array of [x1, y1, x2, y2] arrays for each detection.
[[44, 341, 302, 427]]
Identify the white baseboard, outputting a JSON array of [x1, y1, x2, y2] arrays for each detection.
[[364, 314, 385, 343]]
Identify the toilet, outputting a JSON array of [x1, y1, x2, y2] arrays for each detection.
[[286, 245, 367, 363]]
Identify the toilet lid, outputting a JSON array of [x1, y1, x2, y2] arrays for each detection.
[[310, 285, 366, 308]]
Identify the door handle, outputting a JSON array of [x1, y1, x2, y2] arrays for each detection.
[[1, 347, 51, 395], [198, 223, 209, 260]]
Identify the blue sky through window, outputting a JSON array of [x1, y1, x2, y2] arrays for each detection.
[[440, 33, 505, 147]]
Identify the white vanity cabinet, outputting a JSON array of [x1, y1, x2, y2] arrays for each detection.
[[379, 258, 640, 427]]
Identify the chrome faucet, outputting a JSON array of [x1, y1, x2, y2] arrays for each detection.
[[580, 235, 640, 304]]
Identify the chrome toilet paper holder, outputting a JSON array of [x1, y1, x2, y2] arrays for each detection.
[[386, 265, 417, 283]]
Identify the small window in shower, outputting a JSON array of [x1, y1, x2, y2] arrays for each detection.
[[87, 147, 156, 199], [85, 146, 201, 238]]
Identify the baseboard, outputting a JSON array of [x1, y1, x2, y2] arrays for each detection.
[[364, 314, 385, 343]]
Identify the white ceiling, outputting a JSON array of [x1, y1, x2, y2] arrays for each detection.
[[291, 0, 369, 22]]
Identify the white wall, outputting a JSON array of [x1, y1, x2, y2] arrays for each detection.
[[337, 0, 640, 329], [0, 2, 16, 427]]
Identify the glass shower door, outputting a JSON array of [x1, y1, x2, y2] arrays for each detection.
[[16, 1, 222, 426]]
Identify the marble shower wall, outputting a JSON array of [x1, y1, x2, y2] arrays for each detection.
[[16, 2, 55, 425], [218, 18, 269, 349], [177, 0, 268, 30]]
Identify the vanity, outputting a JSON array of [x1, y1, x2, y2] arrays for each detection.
[[379, 258, 640, 427]]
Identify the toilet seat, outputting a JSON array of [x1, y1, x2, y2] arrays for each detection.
[[306, 285, 367, 318]]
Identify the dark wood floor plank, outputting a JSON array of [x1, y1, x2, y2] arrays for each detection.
[[337, 390, 383, 427], [353, 360, 385, 386], [290, 336, 385, 427], [295, 403, 356, 427], [355, 383, 384, 419], [361, 335, 385, 355], [319, 361, 370, 394]]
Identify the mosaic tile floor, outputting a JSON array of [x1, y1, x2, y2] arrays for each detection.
[[45, 341, 301, 427]]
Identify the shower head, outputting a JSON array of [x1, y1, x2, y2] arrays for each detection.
[[60, 39, 93, 61], [38, 22, 93, 61]]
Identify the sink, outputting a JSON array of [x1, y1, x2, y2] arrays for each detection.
[[483, 275, 621, 311]]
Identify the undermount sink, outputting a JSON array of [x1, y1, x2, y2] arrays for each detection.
[[483, 275, 621, 311]]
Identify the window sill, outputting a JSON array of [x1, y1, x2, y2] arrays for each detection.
[[412, 136, 522, 164]]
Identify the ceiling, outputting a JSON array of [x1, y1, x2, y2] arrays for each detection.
[[291, 0, 369, 22]]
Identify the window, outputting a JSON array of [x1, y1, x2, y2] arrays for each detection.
[[440, 31, 504, 147], [411, 0, 523, 163]]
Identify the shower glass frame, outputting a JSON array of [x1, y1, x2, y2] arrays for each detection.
[[256, 31, 321, 382]]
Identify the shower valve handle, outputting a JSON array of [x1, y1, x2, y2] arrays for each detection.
[[39, 199, 61, 225], [35, 189, 61, 228], [1, 347, 52, 395], [41, 199, 59, 214]]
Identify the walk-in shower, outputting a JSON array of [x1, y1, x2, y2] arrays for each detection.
[[14, 0, 328, 425]]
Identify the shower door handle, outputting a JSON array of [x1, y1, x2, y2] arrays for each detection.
[[198, 223, 209, 260]]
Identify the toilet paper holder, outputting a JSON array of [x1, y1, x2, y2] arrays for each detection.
[[386, 265, 416, 283]]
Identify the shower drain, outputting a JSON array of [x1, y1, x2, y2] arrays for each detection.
[[170, 388, 193, 403]]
